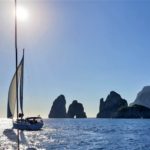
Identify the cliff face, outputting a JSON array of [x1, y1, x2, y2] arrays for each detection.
[[97, 91, 128, 118], [48, 87, 150, 119], [116, 86, 150, 118], [48, 95, 67, 118], [67, 100, 87, 118], [132, 86, 150, 109]]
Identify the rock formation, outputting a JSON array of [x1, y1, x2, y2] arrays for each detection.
[[48, 95, 67, 118], [116, 86, 150, 118], [67, 100, 87, 118], [97, 91, 128, 118], [132, 86, 150, 109], [116, 104, 150, 118]]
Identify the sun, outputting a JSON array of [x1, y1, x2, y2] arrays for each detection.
[[16, 6, 29, 22]]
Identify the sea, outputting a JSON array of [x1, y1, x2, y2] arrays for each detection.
[[0, 118, 150, 150]]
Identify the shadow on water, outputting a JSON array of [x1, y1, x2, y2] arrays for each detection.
[[3, 129, 27, 145], [3, 129, 37, 149], [3, 129, 17, 142]]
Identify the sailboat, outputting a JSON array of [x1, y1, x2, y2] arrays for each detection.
[[7, 50, 43, 131], [7, 0, 43, 131]]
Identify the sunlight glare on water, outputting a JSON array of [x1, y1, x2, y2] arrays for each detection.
[[0, 118, 150, 150]]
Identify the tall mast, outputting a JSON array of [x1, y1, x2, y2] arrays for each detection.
[[15, 0, 19, 119], [15, 0, 20, 149]]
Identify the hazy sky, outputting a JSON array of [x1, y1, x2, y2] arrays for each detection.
[[1, 0, 150, 118]]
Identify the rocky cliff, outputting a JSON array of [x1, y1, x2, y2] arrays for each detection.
[[67, 100, 87, 118], [48, 95, 67, 118], [97, 91, 128, 118], [116, 86, 150, 118], [132, 86, 150, 109]]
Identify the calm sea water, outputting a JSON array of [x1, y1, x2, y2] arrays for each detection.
[[0, 118, 150, 150]]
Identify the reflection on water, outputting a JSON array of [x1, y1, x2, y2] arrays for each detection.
[[2, 128, 29, 149], [0, 119, 150, 150], [3, 129, 17, 142], [0, 119, 40, 149], [20, 130, 28, 145]]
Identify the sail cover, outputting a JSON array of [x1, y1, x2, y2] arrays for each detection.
[[7, 56, 24, 118]]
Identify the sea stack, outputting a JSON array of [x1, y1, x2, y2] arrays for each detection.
[[97, 91, 128, 118], [48, 95, 67, 118], [67, 100, 87, 118]]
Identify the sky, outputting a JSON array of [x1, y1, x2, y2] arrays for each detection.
[[1, 0, 150, 118]]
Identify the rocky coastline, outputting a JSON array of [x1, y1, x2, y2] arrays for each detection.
[[48, 86, 150, 118]]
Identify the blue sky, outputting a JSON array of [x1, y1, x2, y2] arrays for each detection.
[[0, 0, 150, 118]]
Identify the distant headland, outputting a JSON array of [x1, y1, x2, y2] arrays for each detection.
[[48, 86, 150, 119]]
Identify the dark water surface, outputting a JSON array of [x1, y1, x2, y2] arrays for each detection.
[[0, 119, 150, 149]]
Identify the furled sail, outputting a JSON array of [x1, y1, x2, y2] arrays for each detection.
[[7, 56, 24, 118], [20, 53, 24, 114]]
